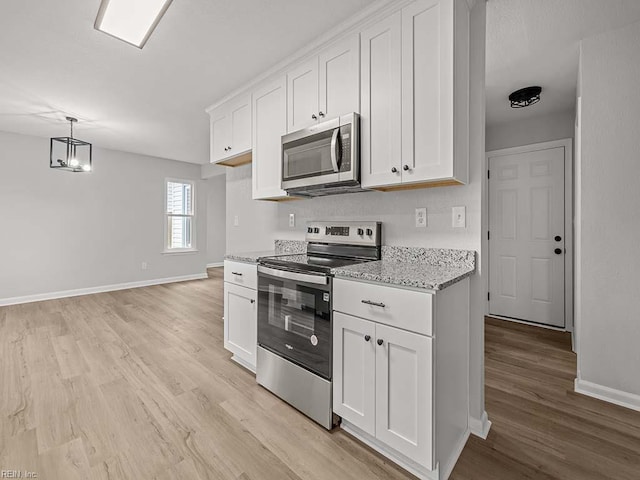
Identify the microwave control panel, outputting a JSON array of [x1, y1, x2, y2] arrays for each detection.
[[339, 126, 351, 173]]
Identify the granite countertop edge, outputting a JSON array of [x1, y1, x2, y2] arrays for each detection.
[[331, 262, 476, 291]]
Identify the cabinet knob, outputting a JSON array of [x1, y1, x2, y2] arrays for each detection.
[[403, 164, 410, 171], [554, 248, 563, 255], [364, 335, 371, 342], [319, 111, 325, 117], [555, 235, 562, 242], [391, 167, 398, 173], [377, 339, 384, 346], [228, 146, 232, 150], [311, 114, 318, 120], [224, 147, 228, 151], [250, 299, 255, 304]]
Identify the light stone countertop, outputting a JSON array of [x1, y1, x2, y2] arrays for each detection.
[[224, 239, 307, 264], [332, 246, 476, 291]]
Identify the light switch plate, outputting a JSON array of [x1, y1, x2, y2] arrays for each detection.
[[289, 213, 295, 227], [415, 208, 427, 228], [452, 206, 466, 228]]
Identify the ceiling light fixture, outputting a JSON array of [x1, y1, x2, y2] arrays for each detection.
[[509, 86, 542, 108], [50, 117, 93, 173], [94, 0, 174, 49]]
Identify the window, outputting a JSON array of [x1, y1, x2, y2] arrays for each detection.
[[165, 179, 195, 252]]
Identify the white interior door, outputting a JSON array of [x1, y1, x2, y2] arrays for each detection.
[[489, 146, 566, 327]]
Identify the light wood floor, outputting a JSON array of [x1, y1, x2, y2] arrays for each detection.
[[1, 270, 639, 479]]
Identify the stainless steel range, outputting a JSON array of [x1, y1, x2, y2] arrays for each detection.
[[256, 221, 382, 429]]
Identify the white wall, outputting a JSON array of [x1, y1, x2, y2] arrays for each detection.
[[0, 130, 208, 303], [576, 20, 640, 406], [226, 1, 488, 428], [205, 174, 226, 264], [486, 109, 575, 152]]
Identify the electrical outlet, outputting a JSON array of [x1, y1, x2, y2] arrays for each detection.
[[141, 262, 148, 270], [289, 213, 295, 227], [452, 206, 466, 228], [233, 215, 239, 227], [415, 208, 427, 228]]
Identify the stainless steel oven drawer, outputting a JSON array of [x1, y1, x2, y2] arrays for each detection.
[[256, 346, 337, 430]]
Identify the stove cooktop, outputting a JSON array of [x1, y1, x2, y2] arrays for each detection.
[[259, 254, 374, 274]]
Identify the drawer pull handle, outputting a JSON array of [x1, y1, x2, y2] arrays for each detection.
[[361, 300, 385, 308], [231, 272, 243, 276], [377, 339, 384, 346], [364, 335, 371, 342]]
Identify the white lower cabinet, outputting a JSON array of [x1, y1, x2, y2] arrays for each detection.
[[223, 261, 258, 372], [333, 277, 470, 480], [333, 312, 433, 469]]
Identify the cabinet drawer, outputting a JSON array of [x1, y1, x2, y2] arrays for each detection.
[[224, 260, 258, 290], [333, 278, 432, 336]]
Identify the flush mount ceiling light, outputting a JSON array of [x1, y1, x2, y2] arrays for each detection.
[[509, 86, 542, 108], [94, 0, 174, 49], [50, 117, 92, 173]]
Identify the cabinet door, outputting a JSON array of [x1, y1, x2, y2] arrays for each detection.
[[333, 312, 376, 436], [252, 77, 288, 200], [375, 324, 433, 468], [360, 12, 403, 189], [223, 282, 257, 371], [401, 0, 453, 183], [209, 110, 230, 163], [287, 58, 319, 133], [228, 93, 252, 156], [318, 34, 360, 121]]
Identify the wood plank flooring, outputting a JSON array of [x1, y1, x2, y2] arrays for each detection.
[[1, 269, 639, 479]]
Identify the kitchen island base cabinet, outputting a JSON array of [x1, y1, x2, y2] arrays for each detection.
[[223, 260, 258, 372], [333, 277, 470, 480]]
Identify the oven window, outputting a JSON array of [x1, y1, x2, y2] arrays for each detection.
[[283, 129, 338, 180], [268, 285, 317, 337]]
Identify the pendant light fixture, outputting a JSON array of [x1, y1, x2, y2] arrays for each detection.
[[509, 86, 542, 108], [50, 117, 93, 173]]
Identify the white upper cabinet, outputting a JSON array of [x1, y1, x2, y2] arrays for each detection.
[[287, 34, 360, 133], [362, 0, 470, 190], [252, 77, 289, 200], [318, 34, 360, 122], [287, 58, 319, 132], [360, 12, 403, 188], [208, 93, 252, 166]]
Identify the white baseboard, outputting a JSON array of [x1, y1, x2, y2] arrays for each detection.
[[0, 272, 209, 307], [206, 262, 224, 268], [575, 378, 640, 413], [469, 411, 492, 439]]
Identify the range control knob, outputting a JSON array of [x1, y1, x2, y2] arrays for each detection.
[[357, 228, 364, 235], [313, 227, 320, 234], [366, 228, 373, 236], [307, 227, 313, 234]]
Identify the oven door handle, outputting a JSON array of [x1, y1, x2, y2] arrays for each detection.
[[330, 128, 341, 173], [258, 265, 328, 286]]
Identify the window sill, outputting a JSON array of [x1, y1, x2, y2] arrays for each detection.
[[162, 248, 199, 255]]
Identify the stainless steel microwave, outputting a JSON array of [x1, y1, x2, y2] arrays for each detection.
[[281, 113, 361, 197]]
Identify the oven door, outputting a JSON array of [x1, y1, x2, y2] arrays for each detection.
[[257, 265, 332, 380]]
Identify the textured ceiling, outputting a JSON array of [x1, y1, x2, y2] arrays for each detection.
[[0, 0, 370, 164], [486, 0, 640, 127], [3, 1, 640, 163]]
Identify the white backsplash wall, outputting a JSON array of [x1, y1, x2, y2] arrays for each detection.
[[226, 163, 479, 252]]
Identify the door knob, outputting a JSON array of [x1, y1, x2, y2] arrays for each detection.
[[555, 235, 562, 242], [364, 335, 371, 342], [311, 114, 318, 120], [377, 339, 384, 346], [391, 167, 398, 173], [554, 248, 563, 255]]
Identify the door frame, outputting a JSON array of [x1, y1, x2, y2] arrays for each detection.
[[486, 138, 574, 333]]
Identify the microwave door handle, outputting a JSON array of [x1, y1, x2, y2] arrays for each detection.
[[330, 128, 340, 173]]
